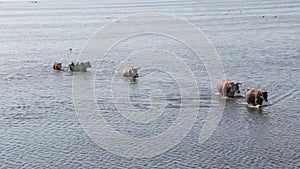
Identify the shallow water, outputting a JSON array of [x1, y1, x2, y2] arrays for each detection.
[[0, 0, 299, 168]]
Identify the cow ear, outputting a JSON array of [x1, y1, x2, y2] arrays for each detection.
[[237, 82, 242, 85]]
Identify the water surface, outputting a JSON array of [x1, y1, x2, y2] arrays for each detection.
[[0, 0, 299, 168]]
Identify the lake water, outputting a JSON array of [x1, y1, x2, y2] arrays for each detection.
[[0, 0, 299, 168]]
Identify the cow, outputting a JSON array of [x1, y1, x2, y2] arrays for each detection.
[[217, 80, 241, 98], [122, 66, 139, 78], [53, 62, 63, 71], [245, 88, 268, 106], [68, 61, 92, 72]]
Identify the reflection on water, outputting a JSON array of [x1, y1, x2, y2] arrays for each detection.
[[0, 0, 299, 168]]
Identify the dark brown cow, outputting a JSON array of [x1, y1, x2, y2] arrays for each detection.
[[53, 62, 62, 71], [245, 88, 268, 106], [217, 80, 241, 98]]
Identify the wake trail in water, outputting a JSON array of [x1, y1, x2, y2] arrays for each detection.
[[269, 88, 300, 105]]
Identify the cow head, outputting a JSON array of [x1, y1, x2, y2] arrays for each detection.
[[68, 62, 75, 71], [85, 61, 92, 68], [228, 82, 241, 94], [256, 91, 268, 105], [261, 91, 268, 102], [53, 62, 62, 70], [233, 82, 241, 94], [130, 66, 139, 78]]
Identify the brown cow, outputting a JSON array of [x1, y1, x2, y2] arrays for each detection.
[[217, 80, 241, 98], [53, 62, 62, 71], [245, 88, 268, 106]]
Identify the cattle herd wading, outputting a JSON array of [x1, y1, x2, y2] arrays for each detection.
[[217, 80, 268, 108], [52, 62, 269, 108]]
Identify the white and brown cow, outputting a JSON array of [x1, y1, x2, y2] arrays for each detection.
[[53, 62, 63, 71], [245, 88, 268, 106], [122, 66, 139, 78], [68, 61, 92, 72], [217, 80, 241, 98]]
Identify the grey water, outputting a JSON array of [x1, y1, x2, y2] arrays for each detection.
[[0, 0, 299, 168]]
